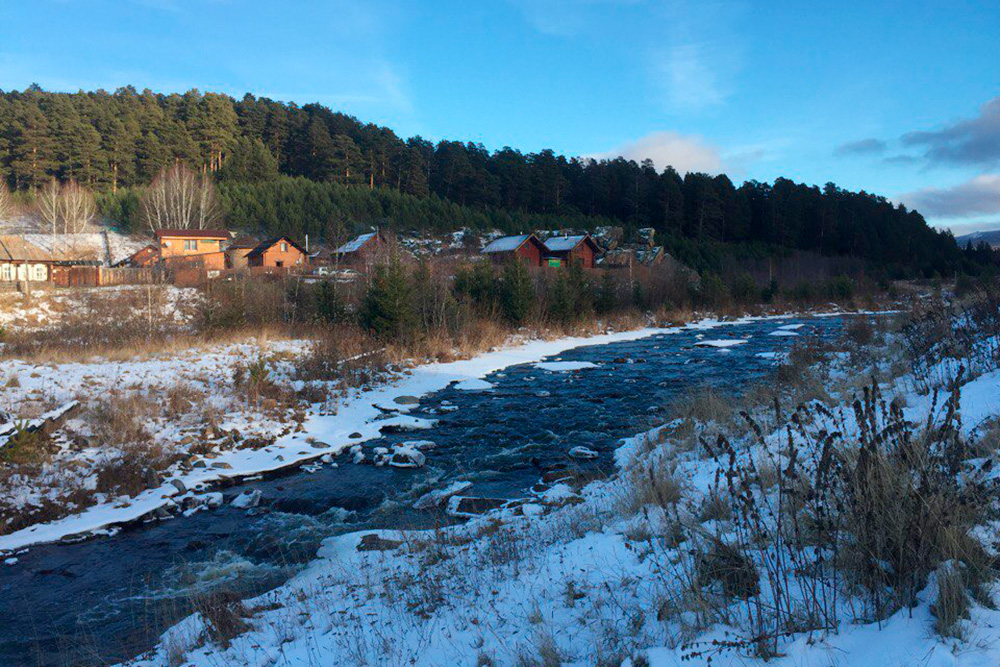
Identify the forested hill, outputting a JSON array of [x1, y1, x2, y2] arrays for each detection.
[[0, 86, 975, 276]]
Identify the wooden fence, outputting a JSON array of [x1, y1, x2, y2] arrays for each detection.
[[51, 265, 165, 288]]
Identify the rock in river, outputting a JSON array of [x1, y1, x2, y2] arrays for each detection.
[[231, 489, 262, 509], [568, 446, 599, 460]]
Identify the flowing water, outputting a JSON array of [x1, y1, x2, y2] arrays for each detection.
[[0, 316, 847, 666]]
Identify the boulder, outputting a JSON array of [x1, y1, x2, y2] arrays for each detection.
[[568, 446, 599, 460], [388, 445, 426, 468], [413, 481, 473, 510], [169, 479, 187, 494], [231, 489, 262, 509], [393, 395, 420, 405], [447, 496, 507, 517], [357, 534, 402, 552]]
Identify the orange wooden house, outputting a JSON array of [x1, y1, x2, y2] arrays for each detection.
[[245, 236, 309, 269], [153, 229, 230, 271]]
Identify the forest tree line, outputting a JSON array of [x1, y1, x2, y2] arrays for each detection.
[[0, 85, 988, 277]]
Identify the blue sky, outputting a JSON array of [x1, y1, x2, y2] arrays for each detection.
[[2, 0, 999, 232]]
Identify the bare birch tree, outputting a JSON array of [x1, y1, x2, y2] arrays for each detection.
[[59, 180, 96, 233], [38, 178, 61, 234], [141, 163, 223, 231], [35, 179, 96, 233]]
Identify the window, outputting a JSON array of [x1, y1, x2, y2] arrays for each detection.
[[281, 242, 288, 252], [1, 264, 11, 281], [184, 239, 198, 251], [34, 265, 46, 281]]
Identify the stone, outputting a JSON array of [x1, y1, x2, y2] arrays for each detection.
[[231, 489, 262, 509], [357, 534, 402, 551], [169, 479, 187, 494], [388, 447, 426, 468], [211, 462, 233, 470], [309, 440, 331, 449], [448, 496, 507, 516], [349, 432, 363, 439], [393, 395, 420, 405], [568, 446, 599, 460]]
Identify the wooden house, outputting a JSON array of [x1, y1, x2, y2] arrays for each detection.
[[335, 232, 388, 265], [246, 236, 308, 269], [0, 235, 53, 283], [481, 234, 547, 266], [543, 234, 600, 269], [154, 229, 231, 260]]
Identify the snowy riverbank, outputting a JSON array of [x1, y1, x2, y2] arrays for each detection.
[[121, 309, 1000, 667]]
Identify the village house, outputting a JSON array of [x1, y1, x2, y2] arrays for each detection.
[[0, 235, 53, 283], [543, 234, 600, 268], [154, 228, 230, 271], [245, 236, 308, 269], [335, 231, 388, 265], [481, 234, 547, 266], [154, 229, 230, 258]]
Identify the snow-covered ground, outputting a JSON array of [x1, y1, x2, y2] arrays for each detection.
[[122, 309, 1000, 667], [0, 284, 199, 332]]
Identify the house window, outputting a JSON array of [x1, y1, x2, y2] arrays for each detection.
[[281, 242, 288, 252], [34, 265, 46, 281], [185, 239, 198, 251], [1, 264, 11, 281]]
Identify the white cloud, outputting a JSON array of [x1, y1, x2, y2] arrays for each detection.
[[901, 174, 1000, 218], [593, 131, 723, 174], [650, 0, 743, 112]]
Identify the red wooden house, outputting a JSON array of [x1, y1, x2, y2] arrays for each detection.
[[481, 234, 547, 266], [543, 234, 600, 268]]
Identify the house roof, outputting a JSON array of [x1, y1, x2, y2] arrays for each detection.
[[0, 235, 53, 262], [336, 232, 378, 254], [153, 228, 231, 240], [246, 236, 308, 260], [229, 235, 260, 249], [543, 234, 594, 253], [482, 234, 538, 254]]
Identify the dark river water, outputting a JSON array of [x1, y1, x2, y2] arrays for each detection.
[[0, 316, 847, 666]]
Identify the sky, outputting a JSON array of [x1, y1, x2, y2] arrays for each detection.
[[2, 0, 999, 234]]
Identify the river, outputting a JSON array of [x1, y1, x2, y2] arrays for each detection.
[[0, 316, 847, 666]]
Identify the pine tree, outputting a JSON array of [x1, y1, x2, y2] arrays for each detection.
[[359, 260, 418, 340], [500, 259, 534, 324]]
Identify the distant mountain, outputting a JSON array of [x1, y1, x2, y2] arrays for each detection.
[[956, 228, 1000, 249]]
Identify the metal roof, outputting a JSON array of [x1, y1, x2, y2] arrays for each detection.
[[336, 232, 377, 254], [153, 229, 231, 239], [482, 234, 533, 253], [246, 236, 308, 259], [543, 235, 589, 253], [0, 235, 53, 262]]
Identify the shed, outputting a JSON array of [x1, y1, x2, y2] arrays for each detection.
[[481, 234, 546, 266], [246, 236, 308, 269], [543, 234, 600, 269], [227, 236, 260, 269]]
